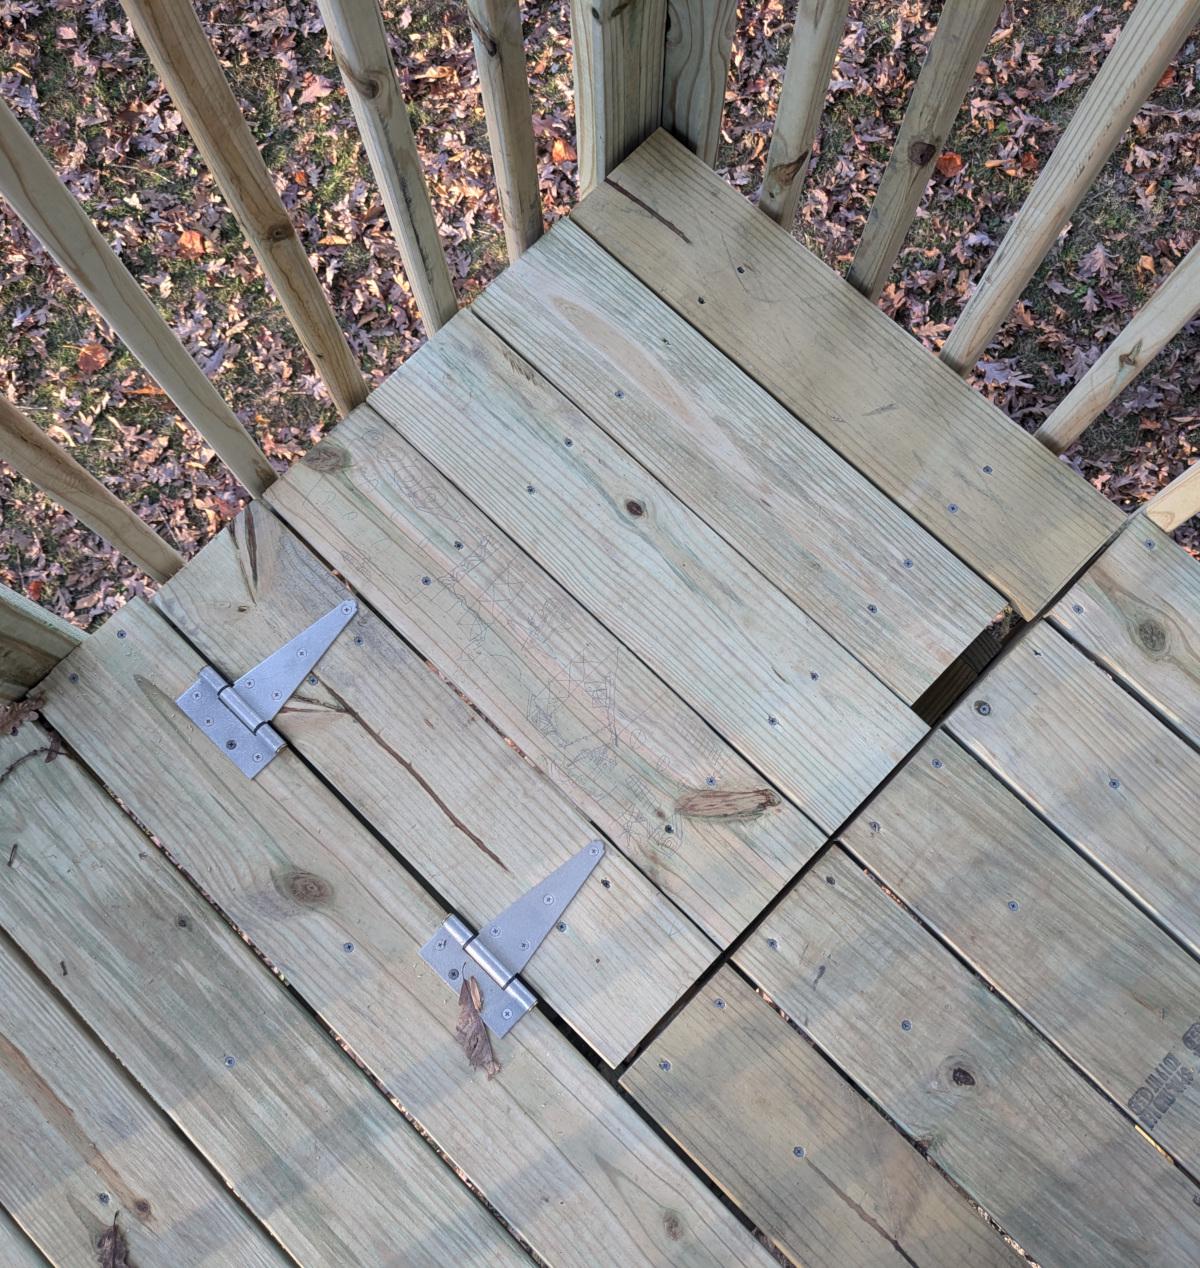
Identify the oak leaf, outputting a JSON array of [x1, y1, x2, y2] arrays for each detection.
[[177, 229, 206, 259], [77, 342, 110, 374], [935, 151, 964, 178]]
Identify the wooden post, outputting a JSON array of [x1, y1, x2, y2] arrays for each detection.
[[847, 0, 1003, 302], [121, 0, 368, 416], [661, 0, 739, 166], [467, 0, 544, 261], [1145, 463, 1200, 533], [940, 0, 1200, 375], [1036, 242, 1200, 454], [0, 583, 84, 702], [757, 0, 849, 227], [0, 99, 275, 497], [0, 397, 185, 583], [316, 0, 459, 329], [571, 0, 669, 197]]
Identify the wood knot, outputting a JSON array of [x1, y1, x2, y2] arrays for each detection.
[[909, 140, 936, 166], [280, 870, 333, 906], [1137, 618, 1167, 654], [133, 1198, 152, 1220], [951, 1066, 976, 1087], [662, 1211, 684, 1241], [266, 221, 295, 244], [625, 499, 645, 517], [303, 443, 347, 473]]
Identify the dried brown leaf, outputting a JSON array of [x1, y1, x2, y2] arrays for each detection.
[[455, 974, 501, 1079], [77, 342, 110, 375], [177, 229, 206, 259], [96, 1214, 132, 1268], [0, 696, 42, 736], [935, 151, 963, 178]]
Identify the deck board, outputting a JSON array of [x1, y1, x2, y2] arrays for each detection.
[[946, 622, 1200, 957], [474, 217, 1008, 705], [842, 728, 1200, 1173], [622, 966, 1017, 1267], [155, 503, 717, 1064], [0, 1209, 48, 1267], [269, 405, 826, 948], [38, 605, 778, 1268], [0, 720, 520, 1267], [368, 311, 925, 828], [1053, 522, 1200, 749], [736, 849, 1200, 1267], [0, 914, 285, 1266], [571, 128, 1123, 618]]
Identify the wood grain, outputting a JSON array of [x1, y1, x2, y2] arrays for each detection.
[[1052, 522, 1200, 750], [0, 916, 285, 1265], [268, 406, 823, 948], [571, 128, 1123, 617], [0, 98, 274, 496], [474, 217, 1007, 704], [844, 728, 1200, 1174], [570, 0, 667, 195], [466, 0, 543, 260], [155, 502, 717, 1064], [0, 719, 519, 1267], [622, 966, 1017, 1267], [317, 0, 458, 330], [757, 0, 849, 226], [1037, 241, 1200, 452], [737, 849, 1200, 1267], [946, 622, 1200, 956], [0, 582, 83, 701], [0, 395, 183, 582], [39, 605, 778, 1268], [121, 0, 368, 416], [847, 0, 1004, 302], [661, 0, 738, 165], [370, 312, 925, 828], [0, 1209, 48, 1267], [940, 0, 1200, 375]]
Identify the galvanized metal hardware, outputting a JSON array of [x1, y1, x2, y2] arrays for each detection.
[[420, 839, 605, 1036], [176, 599, 358, 778]]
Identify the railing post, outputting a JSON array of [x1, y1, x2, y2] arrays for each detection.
[[0, 583, 84, 702], [0, 98, 275, 498], [0, 397, 185, 584], [1145, 464, 1200, 534], [661, 0, 739, 166], [571, 0, 669, 197]]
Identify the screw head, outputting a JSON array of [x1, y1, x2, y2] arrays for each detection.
[[766, 936, 779, 950], [982, 465, 993, 475], [902, 558, 913, 569], [224, 1054, 236, 1067], [225, 739, 237, 750], [714, 997, 726, 1009], [454, 539, 464, 548], [502, 1007, 513, 1020], [448, 968, 460, 980], [768, 715, 779, 727], [68, 672, 79, 683], [659, 1058, 671, 1071], [98, 1193, 111, 1205], [947, 503, 959, 514], [793, 1145, 806, 1158], [664, 824, 674, 835], [1109, 777, 1121, 790], [1072, 603, 1084, 615], [1007, 900, 1019, 912], [974, 700, 991, 716], [900, 1019, 912, 1032], [556, 921, 567, 932], [116, 629, 127, 639], [421, 576, 431, 586], [931, 757, 944, 769], [867, 603, 878, 615], [342, 941, 354, 953], [526, 484, 535, 494]]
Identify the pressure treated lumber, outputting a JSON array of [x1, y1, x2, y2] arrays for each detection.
[[268, 407, 822, 948], [371, 313, 925, 828], [572, 128, 1123, 617], [1146, 460, 1200, 533], [847, 0, 1004, 301], [0, 1210, 47, 1268], [570, 0, 668, 195], [1052, 522, 1200, 750], [466, 0, 543, 260], [155, 503, 716, 1064], [757, 0, 848, 226], [0, 720, 519, 1267], [843, 729, 1200, 1173], [39, 607, 778, 1268], [120, 0, 367, 416], [0, 395, 183, 582], [1037, 242, 1200, 452], [947, 623, 1200, 956], [474, 217, 1006, 705], [0, 98, 274, 496], [940, 0, 1200, 375], [661, 0, 738, 165], [0, 583, 83, 701], [317, 0, 459, 329], [623, 967, 1017, 1267], [0, 924, 284, 1266], [737, 849, 1200, 1267]]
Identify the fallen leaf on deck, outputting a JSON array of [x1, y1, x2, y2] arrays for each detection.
[[0, 696, 43, 736], [95, 1214, 131, 1267], [456, 974, 501, 1078]]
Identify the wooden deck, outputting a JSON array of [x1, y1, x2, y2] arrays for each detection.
[[4, 130, 1199, 1266]]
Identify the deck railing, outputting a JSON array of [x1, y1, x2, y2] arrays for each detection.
[[2, 0, 1199, 699]]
